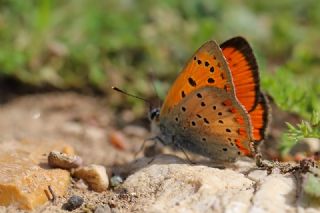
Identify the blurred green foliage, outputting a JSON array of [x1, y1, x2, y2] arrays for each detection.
[[261, 68, 319, 119], [280, 110, 320, 154], [0, 0, 319, 119]]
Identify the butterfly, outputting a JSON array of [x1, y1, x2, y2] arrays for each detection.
[[149, 37, 270, 162]]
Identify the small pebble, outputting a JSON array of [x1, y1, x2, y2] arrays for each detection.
[[74, 179, 89, 190], [48, 151, 83, 169], [62, 195, 84, 211], [73, 164, 109, 192], [62, 145, 75, 155], [82, 203, 96, 212], [108, 131, 128, 150], [110, 175, 123, 187], [94, 205, 112, 213]]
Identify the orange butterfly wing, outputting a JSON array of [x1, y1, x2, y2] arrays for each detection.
[[160, 87, 253, 159], [159, 37, 270, 158], [160, 40, 237, 116], [249, 93, 270, 142], [220, 36, 259, 112], [221, 37, 270, 142]]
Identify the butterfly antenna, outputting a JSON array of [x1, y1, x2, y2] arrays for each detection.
[[150, 80, 162, 109], [151, 81, 159, 99], [148, 69, 161, 107], [112, 86, 150, 105]]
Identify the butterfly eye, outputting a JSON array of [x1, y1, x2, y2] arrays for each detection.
[[149, 108, 160, 120]]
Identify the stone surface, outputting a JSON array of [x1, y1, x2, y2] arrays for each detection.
[[48, 151, 83, 169], [62, 195, 84, 211], [94, 205, 112, 213], [110, 175, 124, 187], [248, 170, 296, 212], [0, 140, 71, 210], [116, 155, 320, 213], [73, 164, 109, 192]]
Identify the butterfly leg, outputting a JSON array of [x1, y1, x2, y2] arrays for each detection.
[[254, 153, 274, 174], [171, 135, 196, 165], [134, 136, 159, 158], [146, 136, 167, 164], [180, 147, 196, 165], [249, 140, 273, 173]]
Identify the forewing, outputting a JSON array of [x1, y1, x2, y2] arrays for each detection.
[[160, 40, 236, 116]]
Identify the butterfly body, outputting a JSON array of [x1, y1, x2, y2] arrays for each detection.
[[150, 37, 270, 162]]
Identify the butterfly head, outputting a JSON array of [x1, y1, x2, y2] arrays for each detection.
[[149, 107, 160, 122], [148, 106, 162, 137]]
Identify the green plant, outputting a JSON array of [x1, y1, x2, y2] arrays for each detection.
[[261, 67, 320, 119], [280, 110, 320, 155], [261, 64, 319, 156]]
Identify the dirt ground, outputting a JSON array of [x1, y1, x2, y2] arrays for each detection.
[[0, 91, 303, 212], [0, 92, 150, 212]]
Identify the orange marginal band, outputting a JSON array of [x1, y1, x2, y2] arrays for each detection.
[[220, 37, 260, 112], [248, 93, 270, 142]]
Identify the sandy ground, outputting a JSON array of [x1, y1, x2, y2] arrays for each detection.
[[0, 92, 151, 212]]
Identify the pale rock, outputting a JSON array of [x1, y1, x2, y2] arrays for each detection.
[[94, 205, 112, 213], [248, 170, 296, 212], [122, 155, 252, 213], [48, 151, 83, 169], [73, 164, 109, 192], [118, 155, 320, 213]]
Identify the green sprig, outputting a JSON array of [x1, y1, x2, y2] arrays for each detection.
[[281, 110, 320, 154]]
